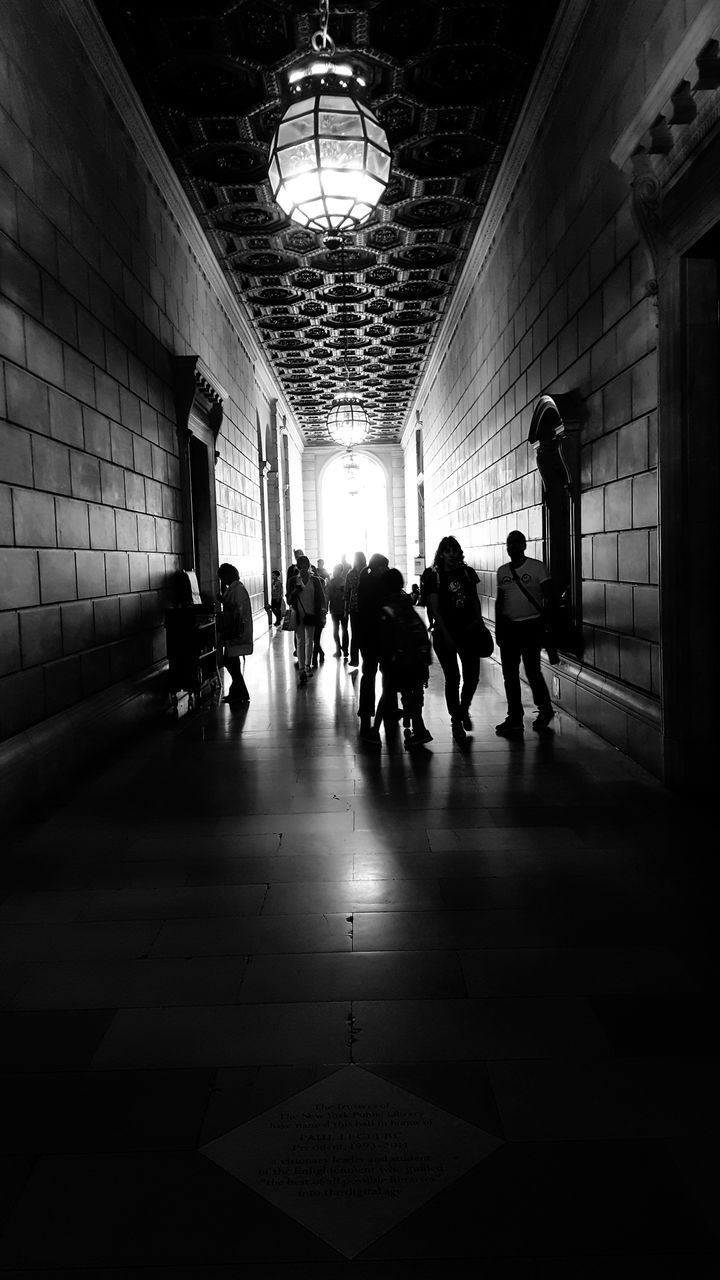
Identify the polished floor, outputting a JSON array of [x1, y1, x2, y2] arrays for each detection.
[[1, 625, 718, 1276]]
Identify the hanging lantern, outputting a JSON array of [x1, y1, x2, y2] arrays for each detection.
[[267, 4, 391, 233], [343, 448, 360, 496], [327, 393, 369, 447]]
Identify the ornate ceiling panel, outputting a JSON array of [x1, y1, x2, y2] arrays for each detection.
[[95, 0, 561, 445]]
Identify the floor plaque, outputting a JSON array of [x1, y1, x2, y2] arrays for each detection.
[[200, 1065, 502, 1258]]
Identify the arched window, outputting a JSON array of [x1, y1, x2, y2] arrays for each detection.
[[320, 452, 389, 565], [528, 393, 583, 656]]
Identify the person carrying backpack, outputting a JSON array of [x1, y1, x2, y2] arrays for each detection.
[[374, 568, 433, 749]]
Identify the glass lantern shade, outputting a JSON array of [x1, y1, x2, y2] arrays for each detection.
[[327, 394, 369, 446], [268, 64, 391, 233]]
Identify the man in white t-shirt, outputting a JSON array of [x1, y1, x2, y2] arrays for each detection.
[[494, 530, 554, 736]]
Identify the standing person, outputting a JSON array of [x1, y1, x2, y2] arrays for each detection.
[[270, 569, 284, 626], [315, 557, 329, 587], [423, 535, 485, 745], [344, 550, 366, 668], [494, 529, 555, 736], [217, 563, 253, 704], [357, 552, 390, 743], [328, 563, 349, 658], [289, 555, 326, 687], [375, 568, 432, 749], [311, 563, 328, 667]]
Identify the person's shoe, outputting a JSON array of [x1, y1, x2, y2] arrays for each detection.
[[533, 706, 555, 732], [405, 728, 433, 748], [460, 708, 473, 732], [495, 718, 523, 737], [319, 650, 325, 663], [451, 717, 468, 744], [334, 649, 342, 658], [298, 672, 308, 686], [359, 725, 381, 745], [342, 649, 349, 657]]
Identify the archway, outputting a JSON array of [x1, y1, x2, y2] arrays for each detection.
[[319, 451, 389, 566]]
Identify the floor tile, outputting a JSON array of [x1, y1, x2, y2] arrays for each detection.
[[237, 951, 466, 1002], [149, 913, 353, 957], [90, 1002, 351, 1068], [1, 630, 717, 1272]]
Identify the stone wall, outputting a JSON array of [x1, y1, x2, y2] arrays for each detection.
[[406, 0, 678, 774], [0, 0, 269, 754]]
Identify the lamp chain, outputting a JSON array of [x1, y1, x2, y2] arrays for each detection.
[[312, 0, 333, 53]]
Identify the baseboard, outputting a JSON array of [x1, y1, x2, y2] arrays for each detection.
[[544, 654, 663, 779], [0, 661, 170, 828], [487, 629, 663, 780]]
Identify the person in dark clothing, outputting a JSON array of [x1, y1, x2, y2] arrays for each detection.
[[494, 529, 555, 736], [344, 550, 366, 667], [374, 568, 432, 749], [288, 555, 326, 686], [357, 552, 391, 743], [422, 535, 485, 745], [327, 563, 349, 657]]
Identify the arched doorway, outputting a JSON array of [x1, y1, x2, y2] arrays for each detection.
[[320, 451, 389, 565]]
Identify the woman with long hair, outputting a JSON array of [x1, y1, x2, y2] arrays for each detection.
[[422, 536, 485, 744]]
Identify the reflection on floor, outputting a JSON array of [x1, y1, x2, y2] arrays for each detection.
[[1, 625, 718, 1275]]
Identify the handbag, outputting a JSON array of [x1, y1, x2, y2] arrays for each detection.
[[281, 606, 297, 632], [467, 617, 494, 657], [509, 565, 560, 664]]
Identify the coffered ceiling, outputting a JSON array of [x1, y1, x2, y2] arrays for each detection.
[[95, 0, 561, 445]]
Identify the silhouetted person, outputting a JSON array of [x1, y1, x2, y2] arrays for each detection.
[[344, 550, 366, 667], [328, 563, 349, 657], [423, 536, 484, 745], [357, 552, 390, 743], [495, 529, 555, 735], [217, 562, 252, 704]]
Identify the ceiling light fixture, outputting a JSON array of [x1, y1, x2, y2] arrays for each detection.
[[326, 233, 369, 446], [267, 0, 391, 233]]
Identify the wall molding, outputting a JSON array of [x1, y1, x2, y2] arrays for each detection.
[[0, 662, 170, 826]]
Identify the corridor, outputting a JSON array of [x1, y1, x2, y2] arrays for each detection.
[[1, 631, 717, 1275]]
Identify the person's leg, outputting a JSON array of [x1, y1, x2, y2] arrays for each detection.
[[359, 648, 379, 732], [224, 654, 249, 702], [296, 623, 311, 682], [332, 614, 341, 655], [341, 614, 349, 656], [520, 624, 553, 725], [496, 628, 524, 732], [432, 633, 461, 718], [349, 612, 360, 665], [458, 636, 481, 728], [404, 681, 432, 746]]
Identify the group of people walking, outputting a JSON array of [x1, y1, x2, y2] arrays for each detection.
[[216, 530, 557, 745]]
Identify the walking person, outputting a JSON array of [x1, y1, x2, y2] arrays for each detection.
[[494, 529, 555, 736], [270, 569, 284, 626], [344, 550, 366, 667], [288, 555, 326, 687], [375, 568, 433, 749], [217, 562, 253, 704], [311, 563, 328, 668], [328, 563, 350, 657], [422, 535, 486, 745], [357, 552, 391, 743]]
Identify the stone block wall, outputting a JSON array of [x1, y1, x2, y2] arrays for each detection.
[[410, 0, 676, 771], [0, 0, 267, 749]]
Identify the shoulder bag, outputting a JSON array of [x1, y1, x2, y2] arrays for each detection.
[[508, 565, 559, 664]]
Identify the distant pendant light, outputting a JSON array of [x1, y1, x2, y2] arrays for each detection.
[[326, 232, 369, 446], [328, 394, 369, 448], [343, 447, 360, 496], [267, 0, 391, 234]]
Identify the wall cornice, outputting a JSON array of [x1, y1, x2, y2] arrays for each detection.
[[56, 0, 299, 436], [402, 0, 593, 448]]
